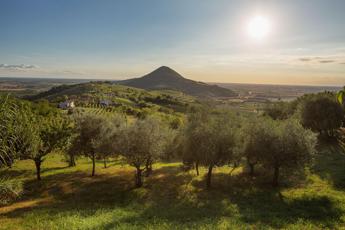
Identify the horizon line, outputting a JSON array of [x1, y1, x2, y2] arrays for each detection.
[[0, 76, 343, 88]]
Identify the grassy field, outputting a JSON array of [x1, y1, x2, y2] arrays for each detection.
[[1, 145, 345, 229]]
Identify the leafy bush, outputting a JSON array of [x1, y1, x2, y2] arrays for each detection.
[[263, 101, 297, 120], [300, 94, 344, 137], [0, 177, 23, 205], [0, 95, 19, 167]]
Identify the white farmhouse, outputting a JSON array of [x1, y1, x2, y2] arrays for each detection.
[[58, 101, 75, 109], [99, 100, 111, 106]]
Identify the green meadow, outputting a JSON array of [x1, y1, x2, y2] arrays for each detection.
[[1, 143, 345, 230]]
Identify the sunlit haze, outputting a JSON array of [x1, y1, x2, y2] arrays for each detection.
[[1, 0, 345, 86], [247, 16, 272, 41]]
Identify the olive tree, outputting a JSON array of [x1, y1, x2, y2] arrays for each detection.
[[204, 114, 237, 188], [260, 119, 317, 186], [183, 110, 238, 188], [161, 128, 181, 162], [118, 117, 165, 187], [65, 134, 80, 167], [0, 95, 18, 167], [98, 115, 125, 169], [18, 109, 72, 180], [74, 114, 110, 176], [181, 109, 210, 175], [0, 95, 23, 203], [300, 95, 344, 137], [72, 114, 125, 174], [239, 118, 276, 177]]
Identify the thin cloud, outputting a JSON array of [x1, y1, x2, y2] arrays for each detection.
[[0, 64, 38, 70], [297, 56, 345, 65], [299, 58, 312, 62], [319, 60, 335, 64]]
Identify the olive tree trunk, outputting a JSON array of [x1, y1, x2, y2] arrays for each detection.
[[249, 163, 255, 176], [69, 154, 76, 167], [91, 152, 96, 177], [34, 158, 42, 181], [103, 157, 107, 168], [195, 161, 199, 176], [135, 166, 143, 187], [272, 165, 280, 187], [206, 165, 214, 189], [145, 159, 153, 177]]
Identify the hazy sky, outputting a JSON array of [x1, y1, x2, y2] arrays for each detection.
[[1, 0, 345, 85]]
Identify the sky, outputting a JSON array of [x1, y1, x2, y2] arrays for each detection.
[[1, 0, 345, 86]]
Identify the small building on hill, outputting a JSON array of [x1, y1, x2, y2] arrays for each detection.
[[58, 101, 75, 109]]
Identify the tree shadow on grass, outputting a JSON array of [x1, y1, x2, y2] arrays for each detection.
[[0, 169, 32, 178], [205, 172, 342, 228], [102, 168, 343, 229], [1, 165, 192, 220], [104, 158, 125, 167], [234, 190, 340, 229], [1, 170, 133, 218], [1, 165, 343, 229], [41, 166, 70, 174]]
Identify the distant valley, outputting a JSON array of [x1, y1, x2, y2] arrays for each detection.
[[217, 82, 342, 102], [0, 66, 342, 101]]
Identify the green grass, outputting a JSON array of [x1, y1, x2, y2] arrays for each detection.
[[1, 145, 345, 229]]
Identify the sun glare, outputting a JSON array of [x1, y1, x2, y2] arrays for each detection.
[[247, 15, 271, 41]]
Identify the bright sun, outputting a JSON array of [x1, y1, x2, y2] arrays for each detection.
[[247, 16, 271, 41]]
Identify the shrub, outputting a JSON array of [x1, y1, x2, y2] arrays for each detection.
[[300, 94, 344, 137], [0, 177, 23, 205]]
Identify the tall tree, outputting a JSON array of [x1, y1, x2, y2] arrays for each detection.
[[75, 115, 110, 176], [119, 117, 165, 187], [300, 94, 344, 137], [22, 105, 71, 180], [205, 114, 237, 188], [18, 105, 72, 180], [181, 108, 210, 176], [240, 118, 271, 176], [259, 119, 317, 186], [183, 109, 238, 188], [65, 133, 80, 167], [0, 95, 26, 204], [161, 128, 181, 162], [0, 95, 18, 167], [98, 115, 125, 169]]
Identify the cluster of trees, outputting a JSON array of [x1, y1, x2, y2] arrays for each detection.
[[63, 108, 316, 189], [0, 99, 72, 180], [241, 118, 316, 186], [264, 92, 344, 138], [180, 109, 317, 188], [1, 90, 344, 197], [67, 114, 173, 187]]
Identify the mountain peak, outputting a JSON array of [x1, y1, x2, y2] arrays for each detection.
[[144, 66, 184, 80], [156, 66, 172, 71], [120, 66, 237, 98]]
